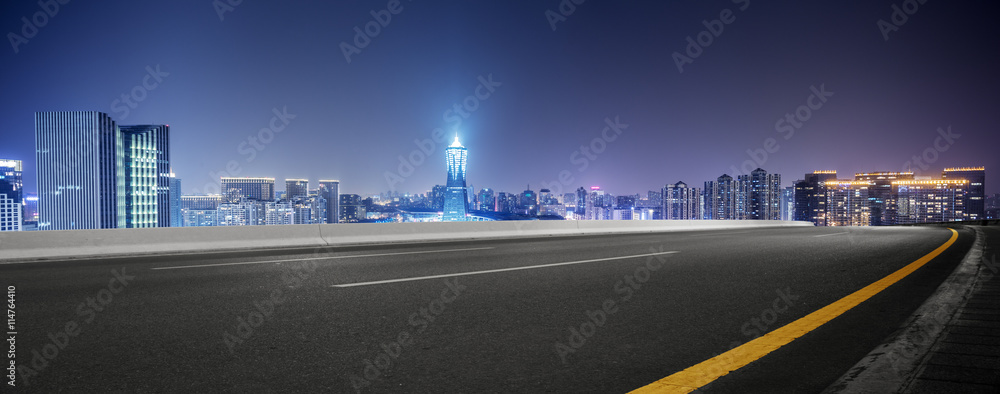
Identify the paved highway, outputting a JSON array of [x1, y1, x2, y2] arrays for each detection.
[[1, 225, 978, 392]]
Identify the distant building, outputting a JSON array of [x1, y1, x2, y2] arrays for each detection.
[[221, 177, 275, 203], [704, 174, 736, 220], [793, 171, 838, 225], [340, 193, 366, 222], [180, 195, 222, 227], [894, 179, 968, 224], [663, 181, 701, 220], [575, 187, 588, 218], [825, 181, 873, 227], [285, 179, 309, 200], [737, 168, 781, 220], [781, 186, 794, 221], [264, 201, 294, 225], [985, 193, 999, 220], [519, 187, 538, 216], [0, 159, 23, 231], [442, 136, 469, 221], [23, 193, 38, 225], [0, 192, 21, 231], [854, 172, 914, 226], [942, 167, 985, 220], [318, 180, 340, 223], [169, 175, 181, 227], [478, 188, 495, 211]]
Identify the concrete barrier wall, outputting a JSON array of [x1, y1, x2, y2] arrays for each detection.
[[0, 220, 812, 262]]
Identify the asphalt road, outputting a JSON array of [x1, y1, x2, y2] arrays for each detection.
[[1, 225, 978, 393]]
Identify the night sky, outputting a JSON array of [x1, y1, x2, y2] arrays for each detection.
[[1, 0, 998, 197]]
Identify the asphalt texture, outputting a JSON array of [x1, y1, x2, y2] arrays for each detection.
[[0, 225, 977, 393]]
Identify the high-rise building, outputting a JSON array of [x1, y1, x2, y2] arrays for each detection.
[[942, 167, 985, 220], [575, 187, 588, 217], [704, 174, 735, 220], [518, 187, 538, 216], [854, 172, 914, 226], [221, 177, 274, 203], [0, 159, 23, 206], [285, 179, 309, 200], [738, 168, 781, 220], [340, 193, 366, 222], [318, 180, 340, 224], [793, 171, 837, 225], [442, 136, 469, 221], [35, 112, 171, 230], [825, 181, 873, 227], [36, 111, 120, 230], [585, 187, 611, 220], [781, 186, 795, 221], [169, 175, 182, 227], [317, 180, 339, 223], [118, 125, 171, 228], [663, 181, 701, 220], [264, 201, 295, 225], [894, 179, 968, 224], [478, 188, 495, 211]]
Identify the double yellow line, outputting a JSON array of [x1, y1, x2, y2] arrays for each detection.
[[631, 228, 959, 393]]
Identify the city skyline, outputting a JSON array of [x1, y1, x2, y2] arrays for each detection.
[[1, 1, 998, 197]]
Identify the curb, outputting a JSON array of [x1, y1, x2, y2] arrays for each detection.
[[822, 226, 986, 393]]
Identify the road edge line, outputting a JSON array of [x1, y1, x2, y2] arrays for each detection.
[[822, 226, 985, 393], [629, 228, 960, 394]]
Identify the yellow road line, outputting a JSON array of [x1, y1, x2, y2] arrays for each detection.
[[630, 228, 960, 393]]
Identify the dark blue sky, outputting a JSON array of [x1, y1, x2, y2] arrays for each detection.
[[2, 0, 998, 196]]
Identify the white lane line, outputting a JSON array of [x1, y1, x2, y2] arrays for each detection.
[[688, 231, 755, 237], [814, 232, 850, 238], [151, 247, 495, 270], [332, 251, 679, 288]]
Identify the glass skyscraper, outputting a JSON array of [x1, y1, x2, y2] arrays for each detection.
[[442, 136, 468, 221], [318, 180, 340, 223], [35, 112, 171, 230], [119, 125, 171, 228]]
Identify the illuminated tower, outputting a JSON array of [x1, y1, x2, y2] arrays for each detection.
[[442, 135, 468, 221]]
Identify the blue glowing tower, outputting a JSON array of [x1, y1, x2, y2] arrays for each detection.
[[442, 135, 468, 221]]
